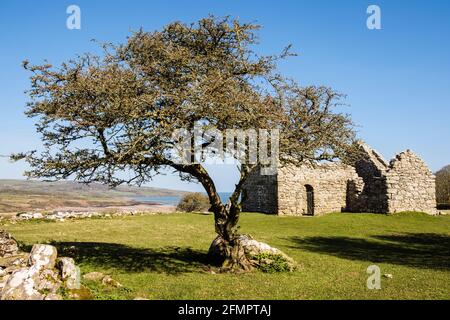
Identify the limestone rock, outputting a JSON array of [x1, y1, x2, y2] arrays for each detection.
[[83, 271, 105, 282], [0, 277, 7, 290], [0, 236, 82, 300], [83, 271, 121, 288], [57, 257, 79, 289], [0, 254, 24, 269], [11, 255, 28, 268], [0, 266, 44, 300], [67, 285, 94, 300], [18, 213, 44, 220], [1, 263, 62, 300], [238, 235, 296, 270], [28, 244, 57, 270], [0, 268, 8, 290], [237, 235, 283, 256], [0, 230, 19, 257], [36, 269, 61, 293], [102, 275, 122, 288]]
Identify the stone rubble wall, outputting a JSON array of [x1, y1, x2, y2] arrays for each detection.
[[350, 146, 437, 215], [350, 144, 390, 213], [385, 150, 437, 214], [277, 164, 359, 216], [16, 210, 159, 222], [0, 230, 19, 257], [0, 231, 80, 300]]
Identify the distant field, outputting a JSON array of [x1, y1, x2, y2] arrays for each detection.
[[0, 179, 187, 213], [2, 212, 449, 300]]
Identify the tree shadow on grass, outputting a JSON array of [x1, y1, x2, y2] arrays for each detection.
[[288, 233, 450, 270], [48, 242, 209, 274]]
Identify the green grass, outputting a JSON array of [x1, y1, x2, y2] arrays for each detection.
[[2, 212, 450, 300]]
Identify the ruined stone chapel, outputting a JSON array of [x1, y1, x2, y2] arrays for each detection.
[[242, 143, 437, 216]]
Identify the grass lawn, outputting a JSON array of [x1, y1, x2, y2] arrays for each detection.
[[2, 212, 449, 300]]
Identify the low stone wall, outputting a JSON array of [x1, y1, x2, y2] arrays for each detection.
[[15, 210, 165, 222], [0, 231, 79, 300]]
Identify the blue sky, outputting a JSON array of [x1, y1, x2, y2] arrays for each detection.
[[0, 0, 449, 192]]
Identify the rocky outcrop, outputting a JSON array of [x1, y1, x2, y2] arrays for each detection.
[[0, 230, 19, 257], [28, 244, 58, 270], [57, 257, 79, 290], [0, 231, 81, 300], [237, 235, 286, 256], [237, 235, 296, 271], [1, 267, 47, 300]]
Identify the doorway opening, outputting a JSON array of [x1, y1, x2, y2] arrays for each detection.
[[305, 185, 314, 216]]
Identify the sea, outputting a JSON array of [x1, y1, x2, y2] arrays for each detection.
[[133, 192, 233, 206]]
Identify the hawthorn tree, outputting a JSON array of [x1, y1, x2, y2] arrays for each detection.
[[14, 16, 357, 270]]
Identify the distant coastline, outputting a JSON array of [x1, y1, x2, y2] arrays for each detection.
[[0, 179, 187, 214], [133, 192, 233, 206], [0, 179, 233, 214]]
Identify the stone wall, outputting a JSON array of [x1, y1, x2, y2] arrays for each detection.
[[1, 232, 80, 300], [385, 150, 437, 214], [242, 163, 359, 216], [350, 144, 389, 213], [349, 145, 437, 215], [277, 164, 358, 216], [242, 168, 278, 214], [241, 144, 437, 216]]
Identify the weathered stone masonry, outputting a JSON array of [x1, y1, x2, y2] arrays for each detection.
[[242, 144, 437, 216]]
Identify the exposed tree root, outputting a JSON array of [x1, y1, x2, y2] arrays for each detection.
[[207, 236, 254, 272]]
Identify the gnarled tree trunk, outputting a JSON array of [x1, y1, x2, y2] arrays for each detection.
[[171, 162, 255, 271], [207, 194, 254, 271]]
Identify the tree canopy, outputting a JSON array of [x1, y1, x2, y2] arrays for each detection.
[[14, 16, 357, 269]]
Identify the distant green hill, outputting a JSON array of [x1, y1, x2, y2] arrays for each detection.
[[0, 179, 187, 198]]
